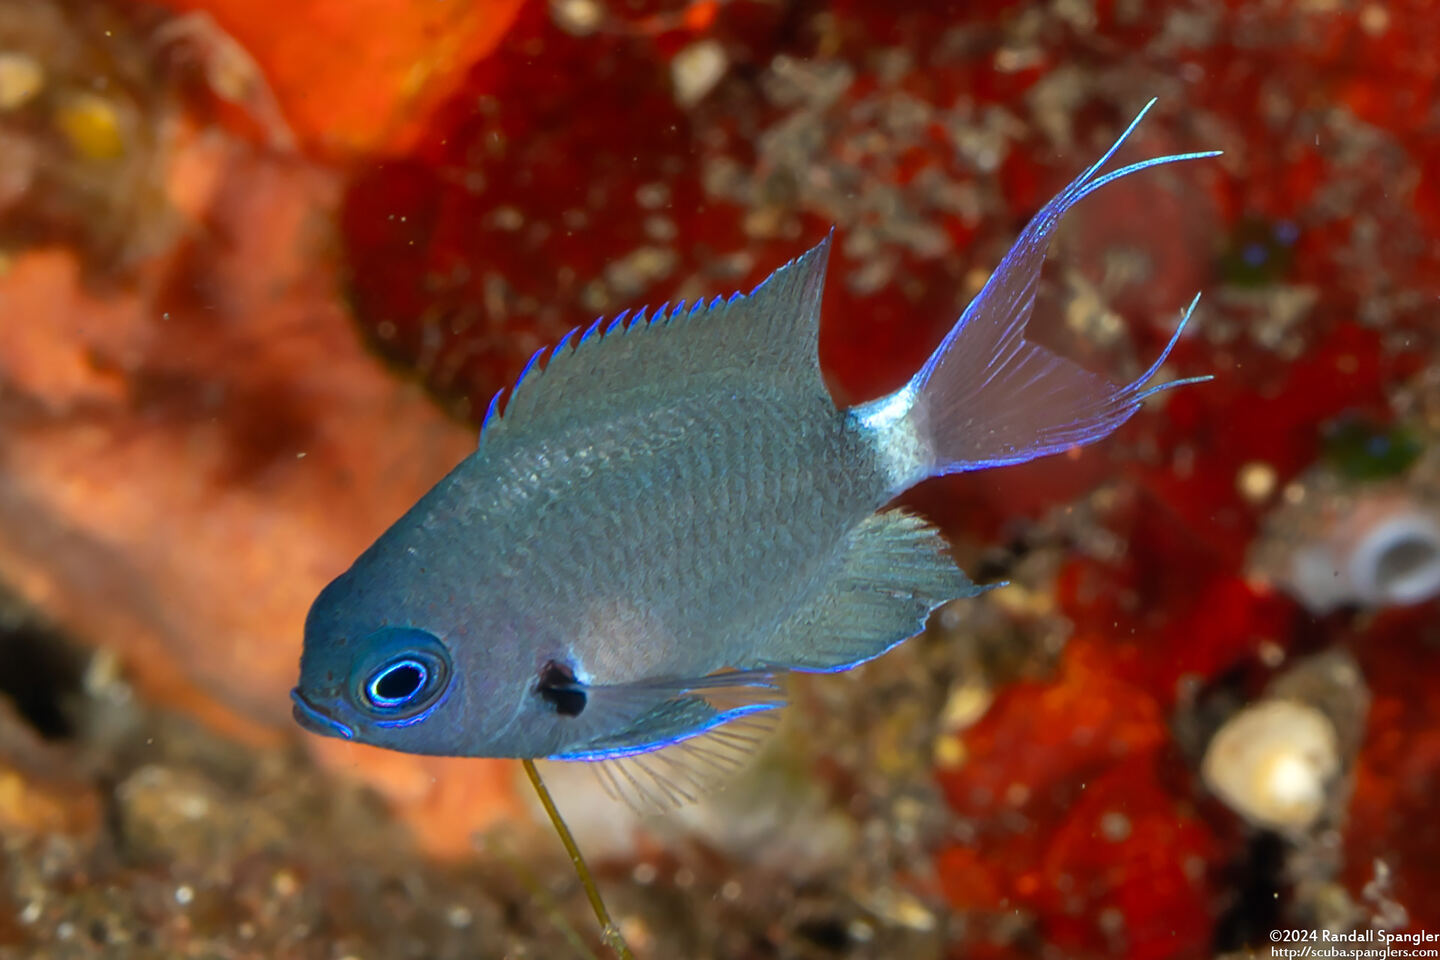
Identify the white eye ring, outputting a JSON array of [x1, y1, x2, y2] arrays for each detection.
[[366, 658, 430, 708]]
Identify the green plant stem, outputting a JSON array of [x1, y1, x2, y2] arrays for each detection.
[[522, 758, 636, 960]]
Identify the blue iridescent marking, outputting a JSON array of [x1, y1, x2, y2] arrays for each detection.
[[922, 294, 1211, 475], [783, 585, 999, 674], [366, 658, 429, 708], [290, 688, 355, 740], [551, 701, 780, 762], [371, 684, 454, 729], [579, 316, 604, 344], [480, 388, 505, 433], [1128, 292, 1211, 403], [1074, 149, 1223, 203], [515, 345, 547, 390]]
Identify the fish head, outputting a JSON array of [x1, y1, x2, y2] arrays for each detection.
[[292, 463, 668, 760], [292, 563, 533, 757]]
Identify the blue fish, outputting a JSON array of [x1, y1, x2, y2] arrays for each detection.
[[292, 100, 1219, 806]]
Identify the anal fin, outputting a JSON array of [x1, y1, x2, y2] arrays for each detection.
[[763, 509, 992, 673]]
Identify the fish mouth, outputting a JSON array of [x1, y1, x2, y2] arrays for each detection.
[[290, 688, 355, 740]]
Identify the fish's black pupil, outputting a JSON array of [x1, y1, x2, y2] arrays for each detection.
[[537, 660, 586, 717], [375, 662, 424, 702]]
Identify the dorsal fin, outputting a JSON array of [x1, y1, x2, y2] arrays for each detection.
[[479, 234, 834, 447]]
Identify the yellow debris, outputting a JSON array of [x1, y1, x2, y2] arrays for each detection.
[[54, 91, 126, 160], [0, 52, 44, 110]]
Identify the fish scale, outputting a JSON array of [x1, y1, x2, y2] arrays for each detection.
[[500, 393, 881, 683]]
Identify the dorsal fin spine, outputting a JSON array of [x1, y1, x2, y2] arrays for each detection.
[[515, 346, 546, 391], [553, 327, 578, 357], [480, 388, 505, 435], [478, 233, 834, 446]]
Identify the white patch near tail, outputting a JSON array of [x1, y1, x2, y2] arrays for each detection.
[[852, 98, 1219, 491], [851, 381, 928, 492]]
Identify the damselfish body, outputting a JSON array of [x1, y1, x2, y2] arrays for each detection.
[[292, 100, 1219, 805]]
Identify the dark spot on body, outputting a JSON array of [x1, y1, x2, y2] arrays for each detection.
[[537, 660, 586, 717]]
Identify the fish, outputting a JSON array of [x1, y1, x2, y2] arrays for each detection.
[[291, 99, 1219, 808]]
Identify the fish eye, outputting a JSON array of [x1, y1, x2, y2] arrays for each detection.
[[349, 627, 452, 722], [366, 659, 429, 708]]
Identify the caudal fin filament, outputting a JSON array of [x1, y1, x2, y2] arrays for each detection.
[[856, 98, 1220, 490]]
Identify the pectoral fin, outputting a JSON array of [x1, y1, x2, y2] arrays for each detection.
[[550, 669, 786, 811]]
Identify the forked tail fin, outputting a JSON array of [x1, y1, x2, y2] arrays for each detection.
[[851, 99, 1219, 492]]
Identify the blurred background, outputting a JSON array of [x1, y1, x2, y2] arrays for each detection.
[[0, 0, 1437, 957]]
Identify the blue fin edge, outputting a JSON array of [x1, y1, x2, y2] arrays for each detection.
[[923, 294, 1212, 475], [549, 701, 781, 762], [476, 238, 834, 442], [781, 578, 1009, 675]]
